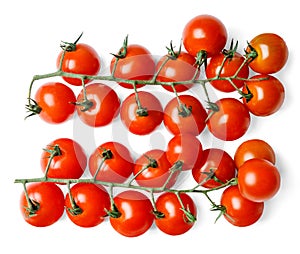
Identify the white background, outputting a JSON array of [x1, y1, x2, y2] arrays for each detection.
[[1, 0, 299, 253]]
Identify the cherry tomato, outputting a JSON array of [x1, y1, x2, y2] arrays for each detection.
[[205, 52, 249, 92], [20, 182, 65, 227], [206, 98, 251, 141], [182, 14, 227, 57], [163, 95, 207, 136], [120, 91, 163, 135], [220, 185, 264, 227], [76, 83, 120, 127], [57, 43, 101, 86], [166, 134, 203, 171], [133, 149, 179, 189], [156, 51, 198, 92], [65, 183, 110, 228], [109, 190, 154, 237], [192, 148, 236, 189], [34, 82, 76, 124], [155, 192, 197, 235], [40, 138, 87, 179], [234, 139, 276, 169], [110, 44, 155, 89], [246, 33, 288, 74], [243, 74, 285, 116], [89, 141, 134, 183]]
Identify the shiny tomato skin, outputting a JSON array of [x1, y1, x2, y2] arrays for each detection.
[[243, 74, 285, 116], [206, 98, 251, 141], [206, 52, 249, 92], [65, 183, 110, 228], [34, 82, 76, 124], [57, 43, 101, 86], [40, 138, 87, 179], [234, 139, 276, 169], [110, 44, 155, 89], [156, 51, 198, 92], [76, 83, 120, 127], [20, 182, 65, 227], [192, 148, 236, 189], [120, 91, 163, 135], [221, 185, 264, 227], [246, 33, 288, 74], [155, 192, 197, 235], [163, 95, 207, 136], [89, 141, 134, 183], [109, 190, 154, 237], [182, 14, 227, 57]]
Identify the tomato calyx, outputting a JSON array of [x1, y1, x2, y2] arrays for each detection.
[[166, 40, 182, 60], [222, 39, 239, 60], [177, 103, 192, 117], [25, 98, 42, 119], [241, 84, 253, 103], [111, 35, 128, 59], [60, 32, 83, 52], [66, 182, 83, 216], [244, 41, 258, 64], [106, 203, 122, 219], [195, 50, 208, 69], [73, 98, 94, 112]]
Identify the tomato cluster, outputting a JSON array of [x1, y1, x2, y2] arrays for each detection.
[[19, 14, 288, 236]]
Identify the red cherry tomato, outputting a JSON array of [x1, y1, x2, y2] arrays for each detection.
[[182, 14, 227, 57], [192, 148, 236, 189], [89, 141, 134, 183], [110, 44, 155, 89], [246, 33, 288, 74], [243, 74, 285, 116], [238, 158, 281, 202], [65, 183, 110, 228], [34, 82, 76, 124], [221, 185, 264, 227], [20, 182, 65, 227], [120, 91, 163, 135], [40, 138, 87, 180], [109, 190, 154, 237], [234, 139, 276, 169], [76, 83, 120, 127], [57, 43, 101, 86], [206, 98, 251, 141], [155, 192, 197, 235], [163, 94, 207, 136]]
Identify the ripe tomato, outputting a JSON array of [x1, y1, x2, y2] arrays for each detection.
[[155, 192, 197, 235], [206, 98, 251, 141], [243, 74, 285, 116], [156, 51, 198, 92], [238, 158, 281, 202], [76, 83, 120, 127], [163, 94, 207, 136], [120, 91, 163, 135], [246, 33, 288, 74], [192, 148, 236, 189], [110, 44, 155, 89], [20, 182, 65, 227], [133, 149, 179, 189], [57, 43, 101, 86], [182, 14, 227, 57], [166, 134, 203, 171], [89, 141, 134, 183], [65, 183, 110, 228], [220, 185, 264, 227], [33, 82, 76, 124], [205, 52, 249, 92], [40, 138, 87, 179], [109, 190, 154, 237], [234, 139, 276, 169]]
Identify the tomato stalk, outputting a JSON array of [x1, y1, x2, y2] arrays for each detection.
[[93, 148, 113, 181], [42, 144, 62, 179], [175, 191, 197, 223]]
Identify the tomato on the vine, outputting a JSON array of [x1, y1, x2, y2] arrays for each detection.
[[40, 138, 87, 180], [65, 183, 110, 228], [109, 190, 154, 237], [89, 141, 134, 183], [182, 14, 227, 57], [163, 94, 207, 136], [76, 83, 120, 127], [20, 182, 65, 227], [155, 192, 197, 235], [221, 185, 264, 227]]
